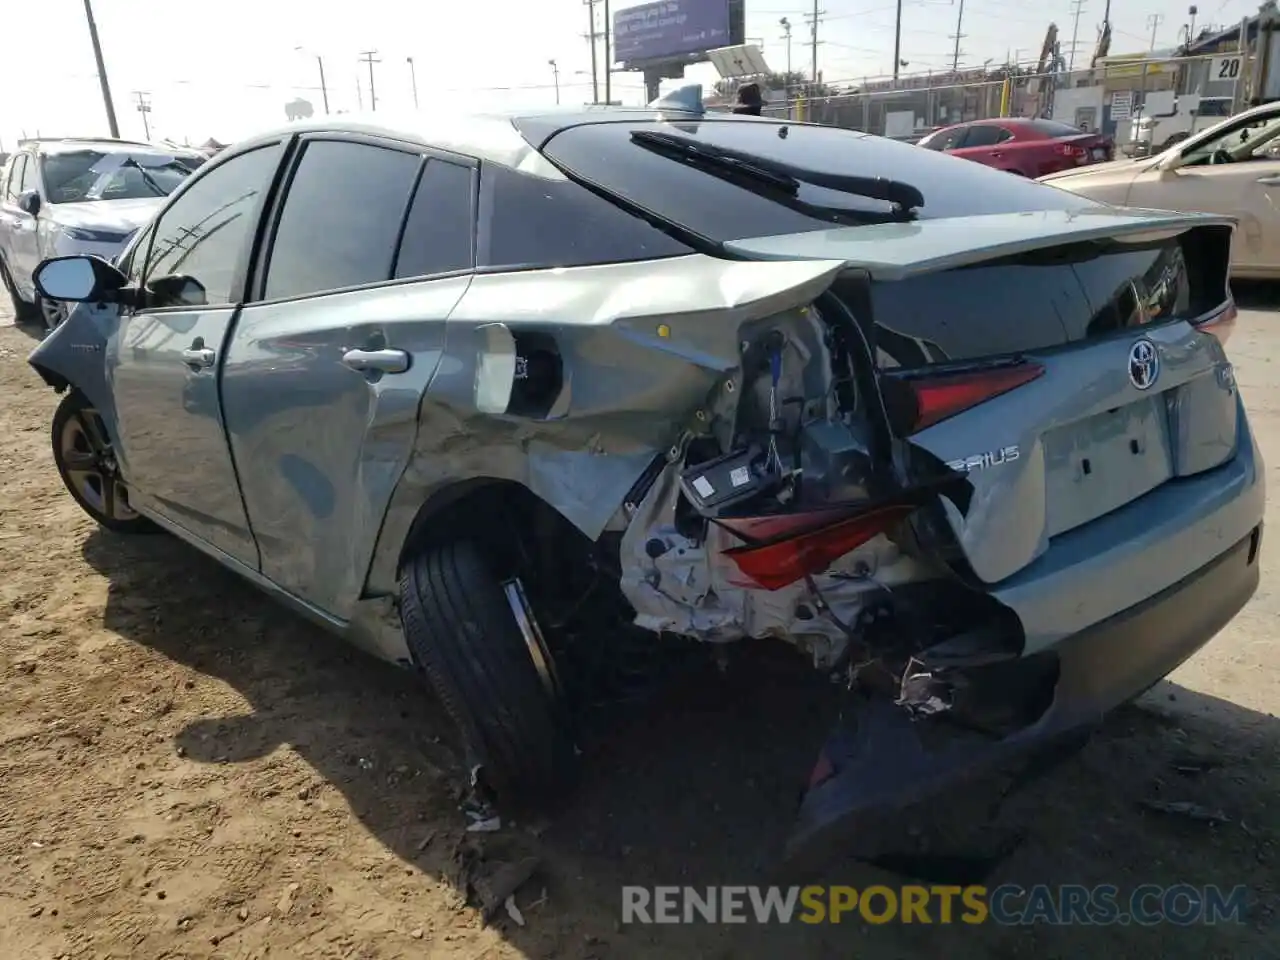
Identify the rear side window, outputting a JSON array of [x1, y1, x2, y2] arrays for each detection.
[[477, 163, 692, 270], [264, 139, 421, 300], [394, 158, 475, 279]]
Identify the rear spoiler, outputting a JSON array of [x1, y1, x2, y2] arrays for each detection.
[[723, 208, 1237, 281]]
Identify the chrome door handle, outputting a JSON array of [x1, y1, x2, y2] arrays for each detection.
[[181, 347, 216, 368], [1257, 175, 1280, 185], [342, 348, 410, 374]]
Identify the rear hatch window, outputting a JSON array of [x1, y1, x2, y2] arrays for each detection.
[[532, 118, 1097, 242]]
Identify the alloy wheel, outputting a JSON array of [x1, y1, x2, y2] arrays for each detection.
[[59, 407, 139, 523]]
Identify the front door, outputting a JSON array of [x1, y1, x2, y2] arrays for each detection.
[[108, 141, 287, 566]]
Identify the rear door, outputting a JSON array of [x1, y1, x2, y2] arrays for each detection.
[[222, 135, 476, 618]]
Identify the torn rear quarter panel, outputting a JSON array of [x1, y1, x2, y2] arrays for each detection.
[[362, 253, 848, 597]]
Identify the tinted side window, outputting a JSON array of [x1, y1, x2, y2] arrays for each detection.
[[20, 156, 40, 194], [921, 128, 964, 150], [961, 126, 1005, 148], [394, 158, 475, 279], [264, 139, 421, 300], [478, 164, 692, 270], [3, 156, 24, 201], [143, 146, 281, 307]]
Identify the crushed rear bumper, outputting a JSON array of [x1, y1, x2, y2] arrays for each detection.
[[785, 523, 1263, 870]]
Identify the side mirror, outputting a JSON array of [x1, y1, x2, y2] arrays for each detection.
[[147, 273, 207, 308], [17, 190, 40, 216], [33, 255, 128, 304]]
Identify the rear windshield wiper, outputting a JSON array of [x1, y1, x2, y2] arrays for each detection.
[[629, 129, 925, 214]]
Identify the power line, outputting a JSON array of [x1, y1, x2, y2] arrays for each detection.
[[358, 50, 381, 111], [950, 0, 967, 71]]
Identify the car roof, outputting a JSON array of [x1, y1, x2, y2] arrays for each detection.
[[25, 138, 182, 157], [226, 104, 774, 174]]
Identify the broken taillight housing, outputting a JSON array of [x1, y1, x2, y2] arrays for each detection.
[[1194, 300, 1237, 348], [882, 361, 1046, 436], [722, 504, 916, 591]]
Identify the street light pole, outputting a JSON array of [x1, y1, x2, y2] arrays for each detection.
[[549, 59, 560, 104], [780, 17, 792, 77], [81, 0, 120, 138], [407, 56, 419, 109]]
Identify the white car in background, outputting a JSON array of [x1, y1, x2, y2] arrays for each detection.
[[0, 138, 203, 330], [1041, 98, 1280, 279]]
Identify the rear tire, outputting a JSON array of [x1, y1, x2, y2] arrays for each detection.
[[399, 539, 577, 808], [52, 391, 156, 534]]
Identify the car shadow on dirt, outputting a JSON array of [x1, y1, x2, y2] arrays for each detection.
[[80, 529, 1279, 959]]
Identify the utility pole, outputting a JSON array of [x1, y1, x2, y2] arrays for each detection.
[[81, 0, 120, 138], [892, 0, 904, 80], [358, 50, 380, 111], [603, 0, 612, 104], [1147, 12, 1165, 50], [584, 0, 599, 103], [780, 17, 793, 78], [950, 0, 967, 71], [805, 0, 824, 82], [132, 91, 152, 140], [406, 57, 419, 108], [549, 59, 561, 104], [1068, 0, 1086, 71]]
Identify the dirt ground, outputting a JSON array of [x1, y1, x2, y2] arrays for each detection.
[[1, 293, 1278, 960]]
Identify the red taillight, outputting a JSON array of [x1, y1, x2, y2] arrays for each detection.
[[722, 504, 915, 591], [1195, 300, 1237, 347], [886, 362, 1045, 435]]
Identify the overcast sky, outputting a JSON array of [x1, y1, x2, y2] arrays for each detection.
[[0, 0, 1260, 147]]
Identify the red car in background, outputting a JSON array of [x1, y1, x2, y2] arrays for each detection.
[[916, 117, 1114, 178]]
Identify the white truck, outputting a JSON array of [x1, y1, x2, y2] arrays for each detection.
[[1128, 94, 1235, 156]]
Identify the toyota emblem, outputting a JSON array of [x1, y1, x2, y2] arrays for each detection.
[[1128, 338, 1159, 391]]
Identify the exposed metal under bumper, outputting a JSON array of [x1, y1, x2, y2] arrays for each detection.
[[783, 523, 1263, 876]]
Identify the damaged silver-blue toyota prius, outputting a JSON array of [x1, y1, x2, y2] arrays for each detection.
[[25, 85, 1264, 871]]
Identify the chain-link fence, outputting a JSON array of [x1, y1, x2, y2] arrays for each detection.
[[717, 49, 1253, 149]]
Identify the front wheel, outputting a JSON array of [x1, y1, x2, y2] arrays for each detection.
[[0, 258, 39, 325], [399, 539, 577, 808], [51, 391, 155, 533]]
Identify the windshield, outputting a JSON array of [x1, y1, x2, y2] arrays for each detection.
[[40, 150, 200, 203]]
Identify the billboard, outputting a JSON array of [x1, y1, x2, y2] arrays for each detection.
[[613, 0, 732, 66]]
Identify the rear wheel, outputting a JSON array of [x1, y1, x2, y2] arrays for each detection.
[[51, 391, 155, 534], [399, 538, 577, 807], [0, 258, 39, 325]]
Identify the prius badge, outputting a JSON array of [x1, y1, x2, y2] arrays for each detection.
[[1128, 338, 1159, 391]]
